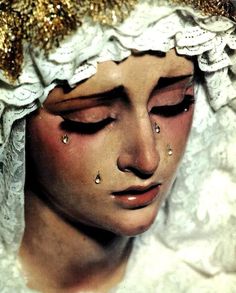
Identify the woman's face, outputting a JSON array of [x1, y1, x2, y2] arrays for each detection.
[[27, 50, 194, 236]]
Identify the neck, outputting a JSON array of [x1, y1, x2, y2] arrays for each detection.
[[19, 190, 132, 293]]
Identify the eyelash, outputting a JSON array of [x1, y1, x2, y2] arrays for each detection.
[[60, 94, 195, 134], [61, 117, 115, 134]]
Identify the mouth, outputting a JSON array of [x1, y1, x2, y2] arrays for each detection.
[[112, 183, 161, 209]]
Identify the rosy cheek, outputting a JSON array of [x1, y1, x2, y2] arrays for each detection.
[[27, 115, 62, 180], [29, 115, 64, 155], [28, 112, 87, 154], [158, 106, 194, 152], [27, 111, 108, 185], [172, 108, 193, 141]]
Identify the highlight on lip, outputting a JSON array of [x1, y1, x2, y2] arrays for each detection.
[[112, 183, 161, 209]]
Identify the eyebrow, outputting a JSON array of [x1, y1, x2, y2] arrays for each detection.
[[155, 74, 194, 91], [56, 74, 193, 105], [56, 85, 126, 104]]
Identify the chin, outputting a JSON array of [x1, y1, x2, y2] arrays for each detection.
[[107, 204, 159, 237]]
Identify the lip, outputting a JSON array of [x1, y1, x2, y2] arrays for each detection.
[[112, 183, 161, 209]]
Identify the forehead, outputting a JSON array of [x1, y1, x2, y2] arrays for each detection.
[[46, 49, 194, 105], [76, 50, 193, 91]]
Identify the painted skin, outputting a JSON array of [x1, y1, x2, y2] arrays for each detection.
[[21, 49, 195, 292]]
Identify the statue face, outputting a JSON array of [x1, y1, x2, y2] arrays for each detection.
[[26, 49, 194, 236]]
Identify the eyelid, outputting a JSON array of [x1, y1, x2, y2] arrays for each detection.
[[150, 94, 195, 117], [59, 106, 116, 124], [45, 95, 116, 116], [61, 116, 115, 135], [61, 112, 109, 124], [150, 76, 195, 108]]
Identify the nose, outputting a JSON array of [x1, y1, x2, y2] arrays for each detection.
[[117, 114, 160, 178]]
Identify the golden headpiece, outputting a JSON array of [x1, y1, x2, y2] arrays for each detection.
[[0, 0, 235, 81]]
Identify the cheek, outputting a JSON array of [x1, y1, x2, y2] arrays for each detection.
[[157, 108, 194, 179], [27, 112, 91, 187], [26, 111, 116, 191], [164, 108, 194, 150]]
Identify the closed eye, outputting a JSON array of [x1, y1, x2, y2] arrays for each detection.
[[150, 95, 195, 117], [60, 117, 115, 134]]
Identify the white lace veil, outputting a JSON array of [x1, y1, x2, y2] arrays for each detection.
[[0, 1, 236, 291]]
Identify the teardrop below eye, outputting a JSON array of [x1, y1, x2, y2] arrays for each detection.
[[154, 122, 160, 133], [61, 134, 69, 144], [95, 172, 102, 184]]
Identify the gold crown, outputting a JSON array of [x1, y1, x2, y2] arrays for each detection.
[[0, 0, 235, 82], [173, 0, 236, 18]]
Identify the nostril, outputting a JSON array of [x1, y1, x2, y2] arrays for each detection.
[[117, 156, 158, 179], [120, 164, 155, 179], [128, 167, 155, 179]]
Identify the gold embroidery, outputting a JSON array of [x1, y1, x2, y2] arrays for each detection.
[[0, 6, 23, 81], [173, 0, 236, 20], [0, 0, 235, 81]]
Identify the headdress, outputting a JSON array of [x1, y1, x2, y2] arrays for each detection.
[[0, 0, 236, 81], [0, 1, 236, 291]]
